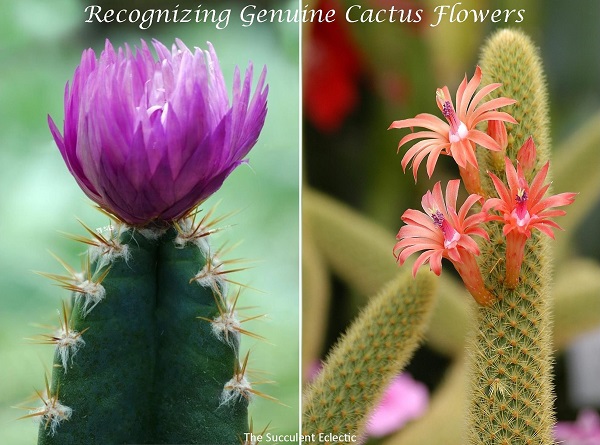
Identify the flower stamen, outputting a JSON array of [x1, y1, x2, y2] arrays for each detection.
[[513, 189, 531, 227], [437, 89, 468, 143], [430, 210, 460, 249]]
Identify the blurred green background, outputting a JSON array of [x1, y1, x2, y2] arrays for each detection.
[[0, 0, 300, 443]]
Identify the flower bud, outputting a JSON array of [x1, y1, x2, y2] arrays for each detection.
[[517, 136, 537, 175], [487, 119, 508, 171]]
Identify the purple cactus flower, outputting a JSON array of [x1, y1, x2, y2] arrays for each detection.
[[49, 39, 268, 225]]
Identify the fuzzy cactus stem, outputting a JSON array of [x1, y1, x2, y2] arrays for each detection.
[[467, 29, 556, 445], [303, 271, 437, 442]]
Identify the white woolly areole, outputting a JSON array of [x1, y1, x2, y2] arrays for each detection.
[[88, 222, 131, 268], [220, 374, 253, 406], [173, 219, 211, 253], [31, 398, 72, 436], [56, 328, 85, 373], [89, 243, 130, 270], [74, 278, 106, 317], [194, 256, 227, 293], [211, 311, 242, 346]]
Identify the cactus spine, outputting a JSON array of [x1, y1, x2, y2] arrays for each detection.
[[466, 30, 555, 445], [302, 271, 437, 442], [34, 213, 257, 444]]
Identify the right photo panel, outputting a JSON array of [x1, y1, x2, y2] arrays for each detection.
[[302, 1, 600, 444]]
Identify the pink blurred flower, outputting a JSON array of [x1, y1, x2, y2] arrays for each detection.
[[366, 373, 429, 438], [554, 410, 600, 445], [486, 138, 576, 288], [389, 66, 516, 194], [394, 179, 494, 305]]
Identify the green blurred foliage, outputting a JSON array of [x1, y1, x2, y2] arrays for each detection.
[[0, 0, 300, 442]]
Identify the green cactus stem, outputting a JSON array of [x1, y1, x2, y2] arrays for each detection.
[[38, 225, 157, 445], [553, 259, 600, 350], [466, 29, 555, 445], [34, 212, 256, 444], [302, 212, 332, 379], [552, 112, 600, 260], [302, 270, 437, 443], [153, 226, 248, 443]]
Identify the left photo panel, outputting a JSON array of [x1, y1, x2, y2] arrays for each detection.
[[0, 1, 300, 444]]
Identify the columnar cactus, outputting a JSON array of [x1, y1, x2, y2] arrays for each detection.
[[27, 38, 269, 444], [466, 29, 561, 445], [389, 29, 575, 445]]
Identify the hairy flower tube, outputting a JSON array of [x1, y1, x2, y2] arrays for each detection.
[[49, 39, 268, 226], [394, 180, 494, 305], [389, 66, 516, 194], [487, 138, 576, 288]]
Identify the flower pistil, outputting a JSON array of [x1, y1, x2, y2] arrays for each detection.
[[436, 89, 468, 143], [430, 209, 460, 249]]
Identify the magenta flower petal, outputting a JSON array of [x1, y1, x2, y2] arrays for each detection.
[[49, 39, 268, 225], [366, 373, 429, 437]]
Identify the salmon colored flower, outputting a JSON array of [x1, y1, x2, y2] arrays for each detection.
[[487, 138, 577, 288], [394, 180, 494, 305], [389, 66, 517, 194], [516, 136, 537, 175]]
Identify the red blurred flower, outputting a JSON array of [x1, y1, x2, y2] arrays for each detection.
[[304, 0, 364, 133]]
